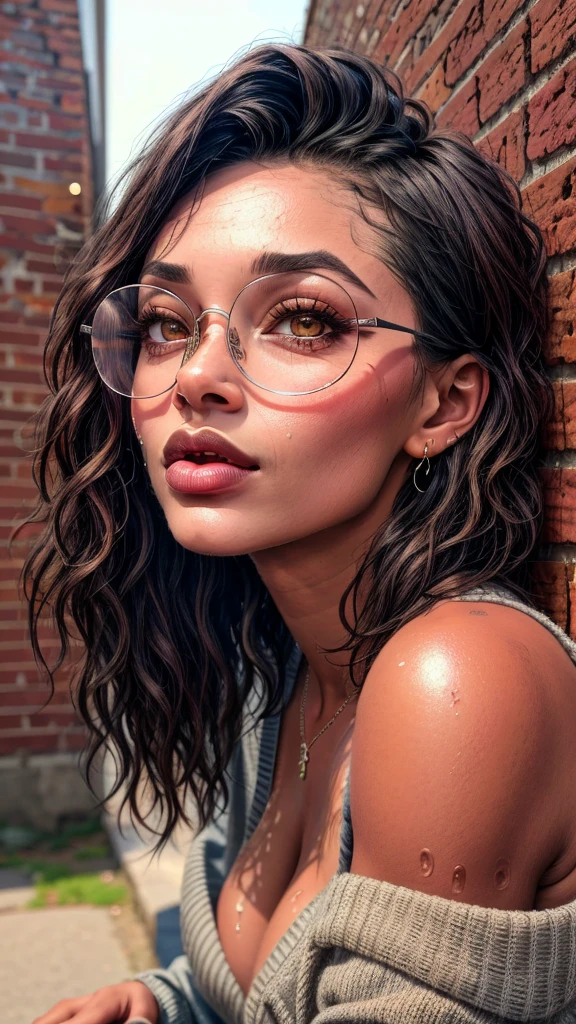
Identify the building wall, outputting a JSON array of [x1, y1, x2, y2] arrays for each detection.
[[0, 0, 92, 760], [305, 0, 576, 634]]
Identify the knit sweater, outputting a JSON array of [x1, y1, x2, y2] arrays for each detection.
[[135, 585, 576, 1024]]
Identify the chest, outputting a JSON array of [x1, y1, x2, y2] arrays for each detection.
[[215, 687, 356, 997]]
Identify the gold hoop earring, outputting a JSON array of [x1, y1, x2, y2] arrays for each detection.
[[413, 442, 431, 493]]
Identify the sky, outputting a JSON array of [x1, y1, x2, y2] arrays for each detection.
[[105, 0, 308, 190]]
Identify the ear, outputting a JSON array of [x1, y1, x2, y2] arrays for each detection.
[[403, 354, 490, 459]]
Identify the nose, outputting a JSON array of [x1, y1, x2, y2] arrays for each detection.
[[172, 307, 244, 414]]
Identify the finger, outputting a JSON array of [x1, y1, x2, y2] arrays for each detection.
[[32, 996, 92, 1024], [54, 991, 125, 1024]]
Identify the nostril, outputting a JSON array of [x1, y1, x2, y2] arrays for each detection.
[[203, 392, 228, 404]]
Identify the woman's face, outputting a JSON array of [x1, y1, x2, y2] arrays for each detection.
[[133, 161, 430, 557]]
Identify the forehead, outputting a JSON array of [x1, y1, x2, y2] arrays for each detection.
[[149, 161, 379, 271]]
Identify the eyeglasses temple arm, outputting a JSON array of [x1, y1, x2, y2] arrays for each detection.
[[80, 324, 92, 335], [357, 317, 438, 342]]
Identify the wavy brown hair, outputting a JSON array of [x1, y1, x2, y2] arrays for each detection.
[[16, 43, 553, 850]]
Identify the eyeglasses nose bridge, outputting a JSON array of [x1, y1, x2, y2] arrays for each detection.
[[196, 306, 230, 324], [181, 306, 231, 365]]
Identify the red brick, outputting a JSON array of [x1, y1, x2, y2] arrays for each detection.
[[435, 76, 480, 135], [445, 2, 485, 87], [59, 54, 82, 72], [545, 269, 576, 364], [14, 132, 82, 152], [0, 193, 43, 211], [531, 0, 576, 73], [531, 559, 569, 631], [414, 64, 452, 114], [48, 112, 85, 132], [43, 155, 83, 173], [522, 156, 576, 258], [478, 20, 528, 123], [544, 380, 576, 449], [0, 234, 55, 255], [16, 96, 53, 112], [527, 63, 576, 162], [0, 330, 46, 346], [370, 0, 430, 67], [542, 467, 576, 542], [0, 715, 26, 729], [60, 91, 84, 114], [474, 106, 526, 180], [404, 2, 478, 93], [0, 733, 67, 756], [39, 0, 78, 12], [44, 34, 82, 57], [0, 150, 37, 170], [483, 0, 522, 37], [2, 211, 57, 233]]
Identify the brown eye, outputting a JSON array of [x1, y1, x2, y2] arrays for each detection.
[[161, 319, 187, 341], [290, 315, 323, 337]]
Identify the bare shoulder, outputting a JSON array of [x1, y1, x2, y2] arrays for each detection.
[[348, 594, 576, 909]]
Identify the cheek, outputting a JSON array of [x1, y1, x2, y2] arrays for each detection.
[[288, 349, 416, 493]]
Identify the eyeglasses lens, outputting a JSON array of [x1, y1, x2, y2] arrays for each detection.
[[89, 273, 359, 398]]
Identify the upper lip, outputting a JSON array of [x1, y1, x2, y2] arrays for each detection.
[[162, 428, 259, 469]]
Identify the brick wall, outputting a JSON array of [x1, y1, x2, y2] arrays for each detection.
[[306, 0, 576, 634], [0, 0, 92, 757]]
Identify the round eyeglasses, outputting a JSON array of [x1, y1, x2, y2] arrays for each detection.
[[80, 271, 438, 399]]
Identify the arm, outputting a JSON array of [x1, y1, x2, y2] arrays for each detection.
[[348, 598, 573, 908]]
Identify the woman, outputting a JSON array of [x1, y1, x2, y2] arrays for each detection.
[[28, 42, 576, 1024]]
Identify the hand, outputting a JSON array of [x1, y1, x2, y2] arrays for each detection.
[[31, 981, 160, 1024]]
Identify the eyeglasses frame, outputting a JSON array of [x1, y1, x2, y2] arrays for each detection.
[[79, 272, 442, 398]]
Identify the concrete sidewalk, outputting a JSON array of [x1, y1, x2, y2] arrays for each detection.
[[0, 903, 132, 1024]]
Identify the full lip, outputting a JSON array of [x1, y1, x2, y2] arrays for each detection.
[[162, 427, 259, 469]]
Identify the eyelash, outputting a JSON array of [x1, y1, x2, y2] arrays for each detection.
[[264, 298, 353, 345], [136, 298, 354, 356], [137, 306, 191, 355]]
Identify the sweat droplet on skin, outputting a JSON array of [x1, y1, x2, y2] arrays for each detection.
[[451, 864, 466, 893], [494, 858, 511, 890], [419, 848, 434, 877]]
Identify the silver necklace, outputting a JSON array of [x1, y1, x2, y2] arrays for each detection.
[[298, 666, 356, 780]]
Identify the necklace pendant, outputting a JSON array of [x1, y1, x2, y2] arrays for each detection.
[[299, 742, 309, 780]]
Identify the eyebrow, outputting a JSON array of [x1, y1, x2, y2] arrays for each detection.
[[140, 260, 191, 284], [251, 250, 376, 297], [141, 251, 376, 298]]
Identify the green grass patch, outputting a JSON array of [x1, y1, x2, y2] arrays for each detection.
[[73, 844, 110, 861], [28, 872, 127, 908]]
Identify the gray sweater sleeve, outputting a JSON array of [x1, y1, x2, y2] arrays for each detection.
[[244, 871, 576, 1024], [135, 956, 198, 1024]]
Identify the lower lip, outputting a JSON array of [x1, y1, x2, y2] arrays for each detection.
[[165, 459, 258, 494]]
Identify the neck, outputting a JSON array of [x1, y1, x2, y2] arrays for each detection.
[[250, 455, 408, 714]]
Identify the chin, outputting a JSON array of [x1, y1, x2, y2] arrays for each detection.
[[163, 516, 258, 559]]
